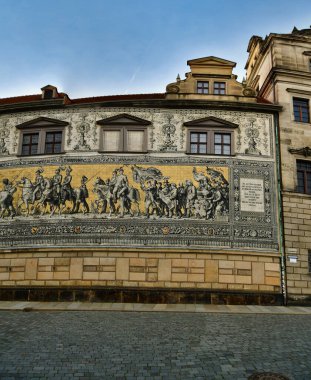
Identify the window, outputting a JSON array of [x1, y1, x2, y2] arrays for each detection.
[[45, 131, 63, 154], [308, 250, 311, 273], [214, 82, 226, 95], [293, 98, 310, 123], [97, 114, 151, 153], [102, 130, 121, 152], [43, 89, 54, 99], [297, 160, 311, 194], [197, 81, 209, 94], [16, 117, 68, 156], [101, 127, 146, 152], [127, 130, 145, 152], [21, 133, 39, 155], [184, 117, 237, 156], [190, 132, 207, 154], [214, 133, 231, 155]]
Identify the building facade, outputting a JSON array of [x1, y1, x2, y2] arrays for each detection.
[[246, 26, 311, 304], [0, 57, 282, 304]]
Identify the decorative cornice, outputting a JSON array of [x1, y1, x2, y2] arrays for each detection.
[[97, 113, 151, 126], [0, 99, 282, 116], [286, 88, 311, 96], [183, 116, 238, 128], [15, 116, 69, 129], [288, 146, 311, 157]]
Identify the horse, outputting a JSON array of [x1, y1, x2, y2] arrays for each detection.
[[127, 186, 140, 216], [35, 178, 62, 216], [92, 177, 116, 216], [59, 186, 77, 214], [0, 187, 17, 218]]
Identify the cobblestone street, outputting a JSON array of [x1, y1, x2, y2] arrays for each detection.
[[0, 310, 310, 380]]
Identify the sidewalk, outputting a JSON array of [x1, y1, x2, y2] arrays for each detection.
[[1, 300, 311, 314]]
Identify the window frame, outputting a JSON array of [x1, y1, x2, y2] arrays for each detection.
[[214, 132, 232, 155], [293, 97, 310, 123], [21, 132, 40, 156], [44, 131, 64, 154], [18, 126, 66, 156], [190, 132, 208, 154], [296, 160, 311, 194], [184, 117, 237, 156], [196, 81, 209, 94], [213, 81, 226, 95], [186, 127, 235, 156], [99, 125, 148, 153]]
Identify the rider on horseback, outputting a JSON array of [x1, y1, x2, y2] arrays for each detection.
[[1, 178, 17, 217], [32, 168, 44, 202], [52, 168, 63, 198], [61, 166, 73, 201]]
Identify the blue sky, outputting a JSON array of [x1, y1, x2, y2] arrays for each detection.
[[0, 0, 311, 99]]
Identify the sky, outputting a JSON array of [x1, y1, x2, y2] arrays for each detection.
[[0, 0, 311, 99]]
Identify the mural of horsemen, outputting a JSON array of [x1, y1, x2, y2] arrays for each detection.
[[0, 164, 229, 220]]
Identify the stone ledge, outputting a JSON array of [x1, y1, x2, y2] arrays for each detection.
[[0, 286, 283, 305], [287, 294, 311, 306]]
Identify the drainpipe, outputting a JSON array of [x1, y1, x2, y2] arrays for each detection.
[[274, 111, 287, 305]]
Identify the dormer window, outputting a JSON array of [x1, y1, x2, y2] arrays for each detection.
[[41, 85, 58, 100], [197, 81, 209, 94], [214, 82, 226, 95], [43, 89, 54, 99]]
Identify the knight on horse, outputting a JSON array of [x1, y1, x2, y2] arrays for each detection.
[[0, 178, 17, 218]]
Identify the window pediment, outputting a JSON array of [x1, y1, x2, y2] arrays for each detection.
[[184, 116, 238, 129], [97, 113, 151, 126], [16, 117, 69, 130]]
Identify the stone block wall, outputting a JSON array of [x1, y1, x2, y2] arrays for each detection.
[[0, 248, 280, 293], [283, 192, 311, 304]]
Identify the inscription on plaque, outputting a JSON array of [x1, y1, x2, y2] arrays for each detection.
[[240, 178, 264, 213]]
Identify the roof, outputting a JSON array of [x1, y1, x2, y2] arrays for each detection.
[[0, 94, 42, 104], [187, 56, 236, 67], [0, 93, 166, 106], [0, 92, 276, 110], [70, 93, 166, 104]]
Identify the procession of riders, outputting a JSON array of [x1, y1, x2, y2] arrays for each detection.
[[0, 165, 229, 219]]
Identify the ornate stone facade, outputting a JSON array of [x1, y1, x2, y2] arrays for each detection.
[[0, 58, 282, 304]]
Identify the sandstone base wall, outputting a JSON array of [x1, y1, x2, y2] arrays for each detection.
[[0, 248, 281, 304], [283, 192, 311, 305]]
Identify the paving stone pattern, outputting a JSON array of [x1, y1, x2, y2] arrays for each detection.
[[0, 311, 310, 379]]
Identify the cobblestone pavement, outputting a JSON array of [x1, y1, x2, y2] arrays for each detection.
[[0, 311, 310, 380]]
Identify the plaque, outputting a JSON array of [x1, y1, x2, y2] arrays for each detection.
[[240, 178, 264, 213]]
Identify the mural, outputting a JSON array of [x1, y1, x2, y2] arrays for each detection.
[[0, 164, 229, 221]]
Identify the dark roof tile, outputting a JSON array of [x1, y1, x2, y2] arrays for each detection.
[[0, 94, 42, 104], [70, 93, 166, 104]]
